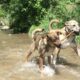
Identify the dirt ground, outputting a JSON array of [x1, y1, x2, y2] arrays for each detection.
[[0, 31, 80, 80]]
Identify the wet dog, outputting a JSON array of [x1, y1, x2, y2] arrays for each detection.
[[49, 19, 80, 63], [26, 28, 62, 71]]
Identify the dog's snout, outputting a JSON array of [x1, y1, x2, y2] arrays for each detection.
[[57, 44, 61, 48], [53, 39, 62, 48], [54, 41, 61, 48]]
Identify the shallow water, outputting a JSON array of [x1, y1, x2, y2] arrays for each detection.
[[0, 31, 80, 80]]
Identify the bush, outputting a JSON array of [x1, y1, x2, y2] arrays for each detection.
[[0, 6, 6, 17], [0, 0, 80, 34], [38, 0, 80, 30]]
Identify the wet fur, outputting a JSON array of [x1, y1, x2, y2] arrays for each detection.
[[26, 28, 61, 70]]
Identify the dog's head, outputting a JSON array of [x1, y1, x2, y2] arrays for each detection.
[[65, 20, 80, 35], [47, 31, 61, 48]]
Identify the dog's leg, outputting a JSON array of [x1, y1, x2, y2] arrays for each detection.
[[56, 48, 61, 60], [47, 55, 56, 69], [72, 46, 80, 56], [48, 55, 52, 65], [53, 48, 60, 65], [38, 54, 44, 71], [25, 42, 36, 61], [71, 42, 80, 56]]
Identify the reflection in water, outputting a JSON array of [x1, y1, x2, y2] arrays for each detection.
[[0, 31, 80, 80]]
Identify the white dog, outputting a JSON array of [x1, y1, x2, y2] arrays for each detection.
[[49, 19, 80, 63]]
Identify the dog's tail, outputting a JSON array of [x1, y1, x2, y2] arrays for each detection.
[[32, 28, 45, 40], [49, 19, 59, 31]]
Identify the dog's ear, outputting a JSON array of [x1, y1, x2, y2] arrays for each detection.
[[57, 32, 62, 35], [65, 21, 69, 26], [56, 31, 62, 35]]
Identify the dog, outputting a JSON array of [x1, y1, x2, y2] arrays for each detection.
[[49, 19, 80, 63], [25, 28, 62, 71]]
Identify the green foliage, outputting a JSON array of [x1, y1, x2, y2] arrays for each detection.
[[0, 6, 6, 17], [8, 0, 47, 33], [76, 36, 80, 44], [39, 0, 80, 30], [0, 0, 80, 34], [28, 25, 38, 37]]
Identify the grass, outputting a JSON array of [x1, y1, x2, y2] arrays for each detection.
[[76, 36, 80, 44]]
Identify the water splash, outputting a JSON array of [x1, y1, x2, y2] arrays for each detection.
[[41, 65, 55, 77], [6, 61, 55, 78], [20, 62, 55, 76]]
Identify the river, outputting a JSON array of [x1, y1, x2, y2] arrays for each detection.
[[0, 31, 80, 80]]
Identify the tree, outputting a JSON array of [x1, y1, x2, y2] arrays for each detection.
[[0, 0, 80, 33]]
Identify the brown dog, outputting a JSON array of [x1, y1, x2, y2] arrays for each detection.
[[48, 19, 80, 63], [26, 28, 62, 71]]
